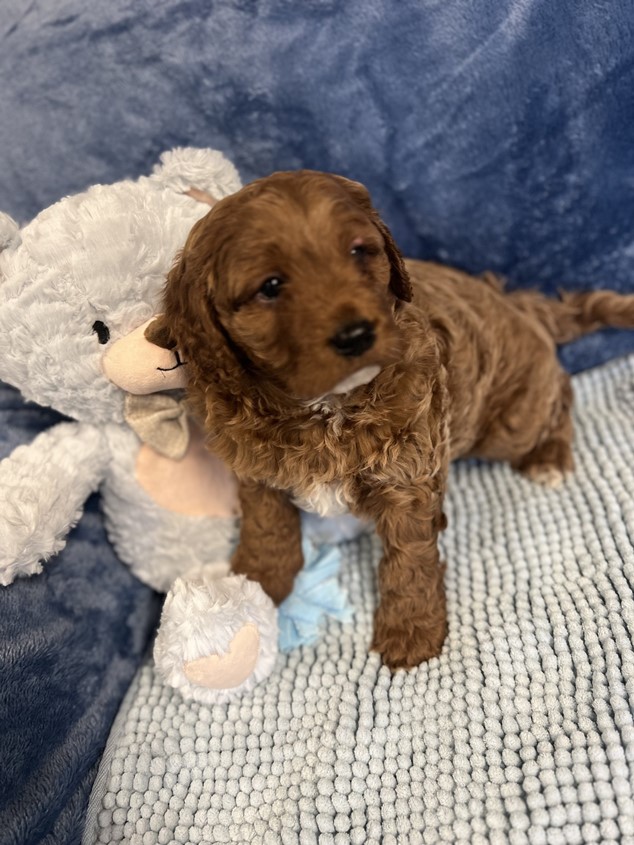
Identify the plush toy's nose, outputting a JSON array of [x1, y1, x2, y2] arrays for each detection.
[[102, 317, 188, 394]]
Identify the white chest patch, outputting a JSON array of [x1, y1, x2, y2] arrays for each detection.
[[292, 482, 352, 518], [305, 365, 382, 416], [330, 365, 381, 396]]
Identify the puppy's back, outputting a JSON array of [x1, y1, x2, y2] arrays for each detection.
[[403, 260, 561, 458]]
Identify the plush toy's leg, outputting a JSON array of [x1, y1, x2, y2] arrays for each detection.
[[153, 563, 279, 704]]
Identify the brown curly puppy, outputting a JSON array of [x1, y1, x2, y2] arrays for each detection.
[[148, 171, 634, 669]]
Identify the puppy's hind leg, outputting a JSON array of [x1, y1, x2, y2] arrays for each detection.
[[514, 372, 574, 488]]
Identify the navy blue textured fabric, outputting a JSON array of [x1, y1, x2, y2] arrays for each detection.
[[1, 0, 633, 370], [0, 383, 162, 845]]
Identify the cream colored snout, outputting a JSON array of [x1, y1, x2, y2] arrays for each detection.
[[102, 317, 188, 394]]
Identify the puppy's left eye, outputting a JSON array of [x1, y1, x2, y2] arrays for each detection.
[[92, 321, 110, 344], [350, 244, 367, 258], [258, 277, 284, 300]]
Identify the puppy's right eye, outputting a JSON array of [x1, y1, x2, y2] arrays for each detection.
[[350, 244, 367, 258], [258, 277, 284, 300], [349, 239, 379, 259]]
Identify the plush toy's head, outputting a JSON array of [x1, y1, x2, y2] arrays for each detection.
[[0, 148, 241, 425]]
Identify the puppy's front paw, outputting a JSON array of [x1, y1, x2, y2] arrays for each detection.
[[232, 559, 296, 605], [371, 610, 447, 670]]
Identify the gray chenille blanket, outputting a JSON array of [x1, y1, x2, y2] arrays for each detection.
[[84, 354, 634, 845]]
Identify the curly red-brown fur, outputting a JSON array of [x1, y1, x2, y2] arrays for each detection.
[[148, 170, 634, 669]]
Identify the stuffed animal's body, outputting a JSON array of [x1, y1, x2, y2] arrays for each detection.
[[0, 149, 361, 703]]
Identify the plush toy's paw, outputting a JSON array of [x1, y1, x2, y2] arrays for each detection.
[[183, 623, 260, 689], [154, 568, 278, 704], [0, 557, 43, 587]]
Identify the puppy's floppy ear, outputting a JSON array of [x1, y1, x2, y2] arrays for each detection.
[[329, 174, 413, 303], [144, 313, 176, 350], [145, 222, 232, 373], [144, 251, 189, 351]]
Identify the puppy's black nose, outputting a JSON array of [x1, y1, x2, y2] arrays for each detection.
[[330, 319, 376, 357]]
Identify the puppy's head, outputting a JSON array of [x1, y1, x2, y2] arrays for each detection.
[[149, 170, 412, 401]]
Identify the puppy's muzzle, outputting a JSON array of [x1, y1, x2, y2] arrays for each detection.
[[329, 319, 376, 358]]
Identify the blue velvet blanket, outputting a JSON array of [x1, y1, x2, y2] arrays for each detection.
[[0, 384, 162, 845], [0, 2, 633, 843]]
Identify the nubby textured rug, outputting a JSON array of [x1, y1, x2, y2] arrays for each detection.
[[84, 355, 634, 845]]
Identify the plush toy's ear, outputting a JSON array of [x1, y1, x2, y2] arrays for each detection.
[[328, 174, 413, 303], [0, 212, 21, 255], [183, 187, 217, 207], [149, 147, 242, 203]]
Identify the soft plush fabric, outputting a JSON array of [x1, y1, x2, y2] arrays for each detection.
[[0, 380, 163, 845], [84, 354, 634, 845], [0, 1, 633, 372]]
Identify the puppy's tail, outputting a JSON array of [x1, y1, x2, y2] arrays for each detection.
[[510, 288, 634, 344]]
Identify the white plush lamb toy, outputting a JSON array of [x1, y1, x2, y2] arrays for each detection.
[[0, 148, 358, 704]]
